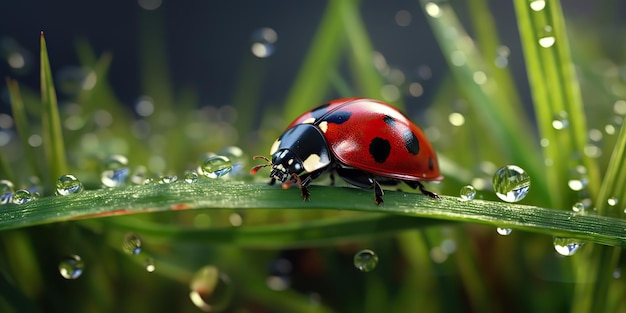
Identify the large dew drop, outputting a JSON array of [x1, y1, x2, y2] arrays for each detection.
[[189, 266, 234, 312], [101, 155, 130, 187], [56, 174, 84, 195], [201, 156, 233, 179], [553, 237, 584, 256], [122, 232, 142, 255], [459, 185, 476, 201], [492, 165, 530, 202], [12, 189, 33, 204], [0, 179, 15, 204], [353, 249, 379, 272], [59, 255, 84, 279]]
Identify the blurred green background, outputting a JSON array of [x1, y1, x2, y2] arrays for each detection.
[[1, 0, 626, 312]]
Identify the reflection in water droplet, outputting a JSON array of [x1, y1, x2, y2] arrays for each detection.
[[101, 155, 130, 187], [529, 0, 546, 11], [201, 156, 233, 179], [459, 185, 476, 201], [158, 175, 178, 184], [353, 249, 379, 272], [553, 237, 584, 256], [189, 266, 234, 312], [251, 28, 277, 58], [184, 171, 199, 183], [59, 255, 84, 279], [56, 174, 84, 195], [122, 233, 142, 255], [12, 189, 33, 204], [496, 227, 512, 236], [492, 165, 531, 202]]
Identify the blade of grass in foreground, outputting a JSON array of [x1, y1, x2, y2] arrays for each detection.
[[1, 180, 626, 248], [40, 32, 68, 189]]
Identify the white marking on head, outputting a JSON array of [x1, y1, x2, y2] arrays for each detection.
[[318, 121, 328, 133], [302, 154, 323, 172], [302, 117, 316, 124], [270, 139, 281, 155], [287, 159, 293, 165]]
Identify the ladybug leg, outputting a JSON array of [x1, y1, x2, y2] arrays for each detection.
[[329, 173, 335, 186], [373, 180, 384, 206], [405, 180, 440, 199], [335, 167, 385, 205], [268, 177, 276, 186], [290, 173, 310, 201]]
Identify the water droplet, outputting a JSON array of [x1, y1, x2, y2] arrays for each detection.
[[101, 155, 130, 187], [228, 212, 243, 227], [459, 185, 476, 201], [184, 171, 199, 183], [0, 179, 14, 204], [134, 96, 155, 117], [251, 27, 277, 58], [189, 266, 234, 312], [158, 175, 178, 184], [567, 178, 587, 191], [448, 112, 465, 126], [130, 166, 148, 185], [144, 257, 156, 272], [353, 249, 379, 272], [496, 227, 512, 236], [613, 268, 621, 279], [614, 100, 626, 115], [553, 237, 583, 256], [529, 0, 546, 11], [572, 202, 586, 214], [424, 2, 442, 18], [551, 111, 569, 129], [59, 255, 84, 279], [395, 10, 412, 27], [12, 189, 33, 204], [122, 233, 142, 255], [56, 174, 84, 195], [201, 156, 232, 178], [538, 26, 555, 48], [608, 197, 619, 207], [492, 165, 531, 202]]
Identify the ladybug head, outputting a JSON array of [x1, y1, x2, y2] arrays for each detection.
[[269, 149, 305, 182]]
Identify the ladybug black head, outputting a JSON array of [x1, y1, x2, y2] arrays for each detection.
[[270, 150, 304, 182]]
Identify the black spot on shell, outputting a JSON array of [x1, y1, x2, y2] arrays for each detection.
[[403, 130, 420, 155], [428, 157, 434, 171], [324, 111, 352, 124], [382, 115, 396, 126], [369, 137, 391, 163]]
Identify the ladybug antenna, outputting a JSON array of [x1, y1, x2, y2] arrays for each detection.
[[250, 155, 272, 175]]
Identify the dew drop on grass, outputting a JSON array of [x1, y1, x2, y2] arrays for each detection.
[[553, 237, 584, 256], [158, 175, 178, 184], [12, 189, 33, 204], [354, 249, 379, 272], [189, 266, 234, 312], [122, 233, 142, 255], [496, 227, 512, 236], [572, 202, 586, 214], [101, 155, 130, 187], [56, 174, 84, 195], [551, 111, 569, 130], [59, 255, 84, 279], [492, 165, 530, 202], [201, 156, 232, 179], [538, 26, 556, 48], [0, 179, 14, 204], [144, 257, 156, 272], [184, 171, 199, 183], [459, 185, 476, 201], [608, 197, 619, 207], [529, 0, 546, 11]]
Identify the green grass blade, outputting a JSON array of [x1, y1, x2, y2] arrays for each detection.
[[40, 32, 68, 189], [513, 0, 601, 207], [419, 0, 548, 203], [282, 0, 348, 120], [1, 180, 626, 248], [5, 78, 38, 181]]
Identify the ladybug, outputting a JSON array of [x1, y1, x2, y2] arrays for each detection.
[[251, 98, 442, 205]]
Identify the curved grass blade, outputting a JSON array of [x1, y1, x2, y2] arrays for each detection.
[[40, 32, 68, 189], [1, 180, 626, 248]]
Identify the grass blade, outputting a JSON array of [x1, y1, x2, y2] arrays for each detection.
[[1, 180, 626, 248], [40, 32, 68, 189]]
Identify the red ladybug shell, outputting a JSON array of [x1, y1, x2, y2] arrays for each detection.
[[287, 98, 442, 181]]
